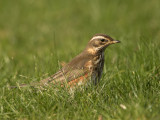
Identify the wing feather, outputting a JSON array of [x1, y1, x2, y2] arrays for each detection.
[[39, 68, 90, 86]]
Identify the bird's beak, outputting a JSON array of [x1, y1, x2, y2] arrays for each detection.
[[111, 40, 120, 44]]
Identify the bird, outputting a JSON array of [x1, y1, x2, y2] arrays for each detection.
[[10, 34, 120, 88]]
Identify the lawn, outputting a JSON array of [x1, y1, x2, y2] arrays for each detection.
[[0, 0, 160, 119]]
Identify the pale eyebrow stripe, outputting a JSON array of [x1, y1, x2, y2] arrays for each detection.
[[90, 36, 106, 41]]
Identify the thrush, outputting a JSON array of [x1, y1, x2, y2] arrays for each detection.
[[11, 34, 120, 88]]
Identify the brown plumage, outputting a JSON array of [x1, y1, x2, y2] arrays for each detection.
[[11, 34, 120, 88]]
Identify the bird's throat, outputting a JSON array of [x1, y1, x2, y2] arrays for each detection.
[[87, 48, 96, 55]]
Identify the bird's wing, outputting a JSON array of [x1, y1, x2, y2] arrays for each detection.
[[39, 68, 90, 86]]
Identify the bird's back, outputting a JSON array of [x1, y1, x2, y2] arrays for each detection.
[[39, 51, 94, 86]]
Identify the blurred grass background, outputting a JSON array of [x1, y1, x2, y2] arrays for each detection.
[[0, 0, 160, 119]]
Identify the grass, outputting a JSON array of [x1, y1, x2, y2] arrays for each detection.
[[0, 0, 160, 119]]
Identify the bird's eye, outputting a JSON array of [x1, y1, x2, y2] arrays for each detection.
[[100, 39, 105, 42]]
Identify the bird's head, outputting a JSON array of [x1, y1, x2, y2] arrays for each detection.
[[86, 34, 120, 54]]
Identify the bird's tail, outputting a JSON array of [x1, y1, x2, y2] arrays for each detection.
[[9, 83, 35, 89]]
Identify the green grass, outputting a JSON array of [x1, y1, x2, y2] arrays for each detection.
[[0, 0, 160, 119]]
